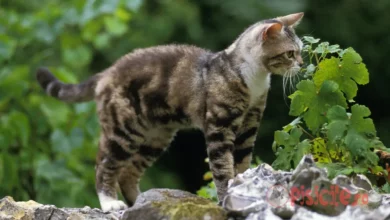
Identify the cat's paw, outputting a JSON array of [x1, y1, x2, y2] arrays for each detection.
[[100, 200, 128, 212]]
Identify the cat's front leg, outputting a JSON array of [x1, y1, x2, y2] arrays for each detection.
[[205, 104, 244, 203], [233, 94, 267, 175]]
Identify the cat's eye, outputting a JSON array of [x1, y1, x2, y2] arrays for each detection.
[[286, 51, 295, 58]]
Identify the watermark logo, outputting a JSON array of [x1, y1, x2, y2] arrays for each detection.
[[266, 184, 369, 207]]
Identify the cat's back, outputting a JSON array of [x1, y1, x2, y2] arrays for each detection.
[[94, 44, 210, 113], [95, 44, 209, 94], [114, 44, 208, 78]]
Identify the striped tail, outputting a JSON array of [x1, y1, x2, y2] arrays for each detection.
[[36, 67, 99, 103]]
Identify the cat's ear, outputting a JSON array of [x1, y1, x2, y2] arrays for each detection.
[[262, 22, 283, 41], [278, 12, 304, 27]]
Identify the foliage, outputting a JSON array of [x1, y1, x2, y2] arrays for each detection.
[[2, 0, 390, 208], [272, 37, 389, 182], [0, 0, 187, 207]]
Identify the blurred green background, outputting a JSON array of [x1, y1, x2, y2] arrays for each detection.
[[1, 0, 389, 208]]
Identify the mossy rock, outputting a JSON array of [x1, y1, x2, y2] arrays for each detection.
[[121, 189, 226, 220]]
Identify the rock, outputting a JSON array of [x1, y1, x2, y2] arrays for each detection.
[[291, 205, 390, 220], [122, 189, 226, 220], [223, 154, 390, 220], [0, 196, 119, 220], [1, 189, 225, 220], [3, 154, 390, 220]]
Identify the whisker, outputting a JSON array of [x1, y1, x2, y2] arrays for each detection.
[[286, 71, 290, 95], [293, 72, 299, 90], [282, 73, 289, 107], [289, 71, 294, 94]]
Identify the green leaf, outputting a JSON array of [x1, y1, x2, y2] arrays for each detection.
[[62, 44, 92, 68], [303, 36, 320, 44], [272, 146, 294, 170], [342, 48, 369, 85], [289, 127, 303, 145], [94, 33, 111, 49], [274, 131, 290, 146], [0, 154, 3, 185], [326, 104, 378, 166], [313, 48, 369, 100], [115, 8, 132, 21], [326, 105, 348, 143], [60, 32, 83, 49], [273, 125, 303, 157], [293, 140, 311, 167], [40, 99, 71, 128], [2, 154, 19, 190], [196, 181, 217, 202], [50, 129, 72, 154], [311, 137, 331, 163], [35, 156, 78, 182], [313, 42, 329, 54], [274, 127, 302, 147], [0, 34, 17, 61], [328, 44, 342, 54], [317, 163, 353, 179], [305, 64, 316, 76], [82, 20, 103, 41], [289, 80, 347, 131], [125, 0, 143, 11], [380, 183, 390, 194], [0, 66, 30, 98], [104, 16, 128, 36], [49, 67, 79, 84], [8, 111, 30, 147], [350, 104, 376, 135]]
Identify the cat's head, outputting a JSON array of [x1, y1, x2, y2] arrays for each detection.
[[232, 12, 304, 77]]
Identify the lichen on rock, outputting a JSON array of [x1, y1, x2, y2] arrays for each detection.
[[0, 196, 119, 220], [122, 189, 226, 220]]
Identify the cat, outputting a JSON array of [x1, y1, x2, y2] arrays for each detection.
[[36, 12, 304, 212]]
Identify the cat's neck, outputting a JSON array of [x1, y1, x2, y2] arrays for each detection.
[[225, 44, 271, 106]]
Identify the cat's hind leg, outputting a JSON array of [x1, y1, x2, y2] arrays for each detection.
[[95, 93, 147, 212], [117, 128, 172, 207], [95, 136, 131, 212]]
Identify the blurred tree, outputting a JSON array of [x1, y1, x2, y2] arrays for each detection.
[[0, 0, 388, 208]]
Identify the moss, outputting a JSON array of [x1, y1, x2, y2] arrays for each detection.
[[151, 196, 226, 220]]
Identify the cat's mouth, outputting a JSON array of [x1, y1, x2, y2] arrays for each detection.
[[280, 66, 301, 96], [284, 66, 301, 77], [270, 66, 301, 77]]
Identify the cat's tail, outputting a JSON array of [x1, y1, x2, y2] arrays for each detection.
[[36, 67, 100, 103]]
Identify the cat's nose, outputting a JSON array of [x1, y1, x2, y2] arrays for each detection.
[[297, 55, 304, 67]]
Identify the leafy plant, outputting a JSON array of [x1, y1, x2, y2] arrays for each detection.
[[272, 36, 389, 181]]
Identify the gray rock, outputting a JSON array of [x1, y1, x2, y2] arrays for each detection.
[[381, 194, 390, 205], [2, 154, 390, 220], [0, 189, 225, 220], [223, 163, 297, 219], [223, 154, 390, 220], [291, 205, 390, 220], [0, 196, 119, 220]]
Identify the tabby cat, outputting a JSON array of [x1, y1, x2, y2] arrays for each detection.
[[36, 12, 304, 212]]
